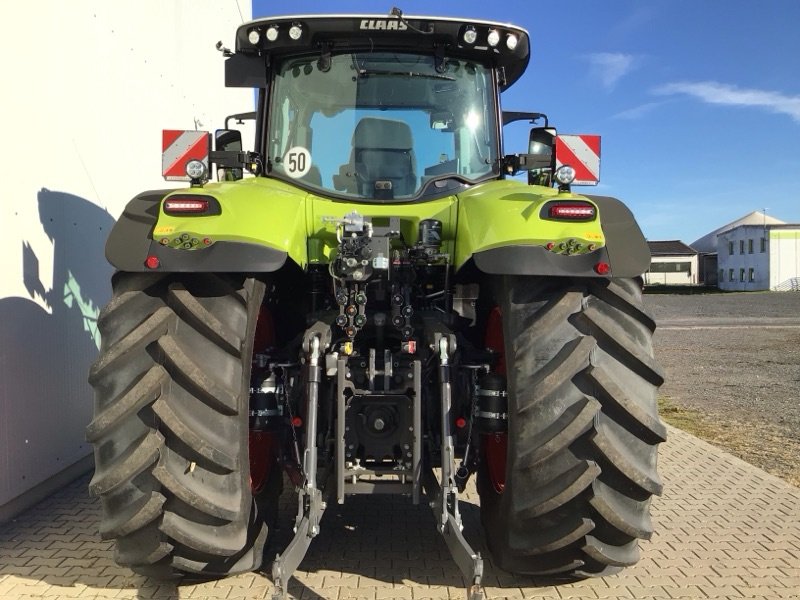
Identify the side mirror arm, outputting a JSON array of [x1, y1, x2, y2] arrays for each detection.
[[502, 153, 552, 176]]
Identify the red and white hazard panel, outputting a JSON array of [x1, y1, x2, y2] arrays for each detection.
[[555, 134, 601, 186], [162, 130, 209, 181]]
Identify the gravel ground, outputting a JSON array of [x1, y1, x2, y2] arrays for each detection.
[[645, 290, 800, 486]]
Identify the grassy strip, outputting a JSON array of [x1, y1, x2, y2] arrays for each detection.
[[658, 396, 800, 487], [657, 396, 721, 437]]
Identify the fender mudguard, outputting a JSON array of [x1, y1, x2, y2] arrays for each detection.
[[456, 180, 650, 278], [583, 194, 651, 276], [105, 189, 171, 271], [105, 178, 308, 272]]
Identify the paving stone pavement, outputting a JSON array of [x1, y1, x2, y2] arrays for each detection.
[[1, 426, 799, 600]]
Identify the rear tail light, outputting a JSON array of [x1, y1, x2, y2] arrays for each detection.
[[542, 201, 597, 221], [164, 198, 208, 213], [162, 195, 220, 216], [550, 204, 596, 219]]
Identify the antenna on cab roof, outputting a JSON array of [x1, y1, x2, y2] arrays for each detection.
[[389, 6, 433, 34]]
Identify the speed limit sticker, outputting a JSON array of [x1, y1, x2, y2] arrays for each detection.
[[284, 146, 311, 178]]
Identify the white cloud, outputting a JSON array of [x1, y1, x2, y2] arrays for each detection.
[[654, 81, 800, 123], [612, 101, 664, 120], [586, 52, 637, 90]]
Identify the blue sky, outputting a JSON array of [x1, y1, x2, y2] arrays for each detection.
[[252, 0, 800, 244]]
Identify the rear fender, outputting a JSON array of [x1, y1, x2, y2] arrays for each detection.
[[456, 181, 649, 278], [584, 194, 651, 277], [105, 178, 308, 272]]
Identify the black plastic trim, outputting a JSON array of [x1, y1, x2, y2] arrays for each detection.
[[225, 53, 268, 88], [584, 194, 651, 276], [473, 245, 613, 277], [105, 190, 170, 272], [142, 240, 287, 272], [234, 16, 530, 90]]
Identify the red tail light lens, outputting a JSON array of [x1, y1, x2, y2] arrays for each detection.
[[162, 194, 220, 216], [164, 198, 209, 213], [548, 203, 596, 219]]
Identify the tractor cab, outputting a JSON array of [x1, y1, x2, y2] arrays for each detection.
[[220, 13, 546, 200]]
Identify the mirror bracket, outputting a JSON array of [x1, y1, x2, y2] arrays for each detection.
[[211, 129, 262, 180], [502, 153, 552, 176]]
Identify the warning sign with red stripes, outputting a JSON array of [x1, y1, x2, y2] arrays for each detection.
[[555, 134, 601, 186], [162, 130, 209, 181]]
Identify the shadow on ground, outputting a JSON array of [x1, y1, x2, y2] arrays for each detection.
[[0, 474, 542, 600]]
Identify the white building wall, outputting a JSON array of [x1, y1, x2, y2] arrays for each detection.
[[717, 225, 771, 291], [0, 0, 253, 518], [645, 255, 699, 285], [769, 229, 800, 290]]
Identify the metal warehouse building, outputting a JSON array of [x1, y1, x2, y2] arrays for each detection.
[[718, 224, 800, 291]]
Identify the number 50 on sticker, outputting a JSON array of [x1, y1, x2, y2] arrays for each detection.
[[284, 146, 311, 178]]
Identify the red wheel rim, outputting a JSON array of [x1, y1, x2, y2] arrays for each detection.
[[485, 306, 506, 376], [483, 433, 507, 494], [249, 305, 277, 495], [253, 305, 276, 355], [483, 305, 507, 494], [249, 431, 276, 494]]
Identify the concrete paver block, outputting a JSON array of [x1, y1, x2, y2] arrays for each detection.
[[1, 427, 799, 599]]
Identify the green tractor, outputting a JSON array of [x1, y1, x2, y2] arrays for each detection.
[[87, 10, 665, 600]]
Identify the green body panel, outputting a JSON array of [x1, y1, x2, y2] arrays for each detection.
[[304, 195, 458, 264], [453, 179, 605, 270], [155, 180, 459, 269], [123, 175, 655, 276], [155, 178, 309, 267]]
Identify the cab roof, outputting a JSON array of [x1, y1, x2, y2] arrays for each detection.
[[234, 14, 530, 89]]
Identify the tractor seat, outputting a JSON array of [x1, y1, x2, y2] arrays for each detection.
[[346, 117, 417, 198]]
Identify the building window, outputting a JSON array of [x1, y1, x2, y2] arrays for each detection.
[[748, 239, 753, 253], [729, 269, 734, 281], [728, 241, 734, 255], [739, 240, 745, 254], [719, 269, 724, 283], [749, 268, 756, 282], [761, 237, 766, 252], [648, 261, 691, 273], [740, 268, 746, 282]]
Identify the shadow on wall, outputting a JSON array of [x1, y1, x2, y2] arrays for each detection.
[[0, 189, 115, 510], [28, 188, 116, 347]]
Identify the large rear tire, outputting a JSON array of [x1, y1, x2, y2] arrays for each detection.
[[478, 277, 666, 577], [87, 272, 274, 578]]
